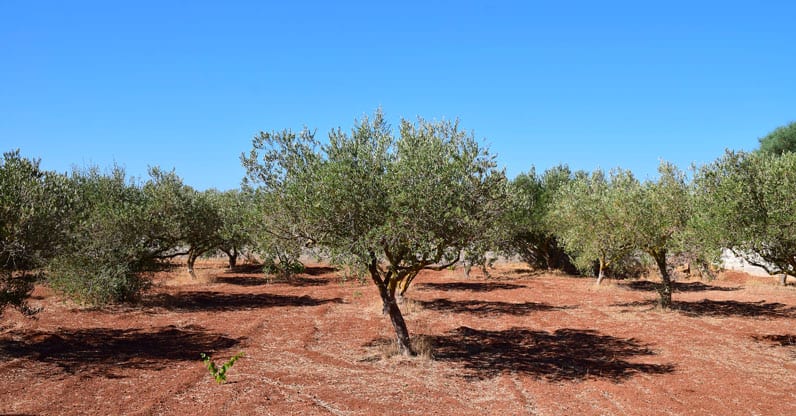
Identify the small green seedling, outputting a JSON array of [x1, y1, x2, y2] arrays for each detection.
[[200, 352, 244, 384]]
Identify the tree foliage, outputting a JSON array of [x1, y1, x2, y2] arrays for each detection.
[[0, 150, 73, 315], [548, 168, 640, 284], [48, 166, 226, 305], [695, 151, 796, 284], [143, 168, 223, 278], [242, 110, 507, 355], [47, 167, 156, 305], [207, 189, 256, 268], [758, 121, 796, 155], [629, 162, 692, 308], [500, 165, 577, 272], [247, 188, 306, 279]]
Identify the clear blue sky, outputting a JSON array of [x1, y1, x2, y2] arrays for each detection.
[[2, 0, 794, 190]]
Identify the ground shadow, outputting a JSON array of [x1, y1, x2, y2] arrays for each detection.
[[418, 298, 570, 316], [304, 266, 338, 276], [677, 300, 796, 318], [428, 326, 674, 382], [228, 264, 264, 274], [753, 334, 796, 347], [215, 275, 330, 287], [0, 325, 240, 378], [281, 276, 331, 287], [613, 299, 796, 318], [417, 282, 526, 292], [213, 276, 269, 286], [622, 281, 741, 292], [144, 291, 342, 312]]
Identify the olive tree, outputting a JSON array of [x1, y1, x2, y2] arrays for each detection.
[[0, 150, 73, 315], [695, 151, 796, 285], [630, 162, 691, 308], [49, 166, 223, 305], [242, 111, 507, 355], [143, 168, 222, 278], [207, 189, 255, 268], [758, 121, 796, 155], [48, 166, 156, 304], [500, 165, 577, 272], [548, 168, 639, 284], [250, 189, 308, 279]]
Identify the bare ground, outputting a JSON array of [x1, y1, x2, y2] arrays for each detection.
[[1, 260, 795, 415]]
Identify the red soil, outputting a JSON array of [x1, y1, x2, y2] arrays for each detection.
[[1, 260, 795, 415]]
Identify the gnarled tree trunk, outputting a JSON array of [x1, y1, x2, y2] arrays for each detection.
[[223, 247, 238, 269], [187, 248, 199, 279], [653, 250, 672, 308], [368, 254, 415, 356]]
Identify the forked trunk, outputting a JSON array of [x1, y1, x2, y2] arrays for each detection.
[[653, 252, 672, 308]]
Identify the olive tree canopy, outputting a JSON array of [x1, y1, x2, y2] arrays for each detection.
[[1, 150, 73, 315], [242, 110, 507, 355], [548, 168, 639, 284], [758, 121, 796, 155], [695, 151, 796, 285]]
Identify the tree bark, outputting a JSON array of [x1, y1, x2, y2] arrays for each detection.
[[780, 273, 788, 286], [653, 251, 672, 308], [367, 255, 415, 356], [187, 248, 199, 279], [226, 248, 238, 269], [596, 257, 606, 285], [384, 296, 415, 356]]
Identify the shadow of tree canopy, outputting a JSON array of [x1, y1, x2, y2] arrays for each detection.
[[753, 334, 796, 347], [304, 266, 338, 276], [0, 325, 240, 378], [279, 276, 331, 287], [213, 276, 269, 286], [144, 291, 342, 312], [612, 299, 796, 318], [228, 264, 265, 274], [676, 300, 796, 318], [416, 282, 526, 292], [418, 298, 571, 317], [622, 281, 741, 292], [429, 326, 674, 382], [214, 276, 330, 287]]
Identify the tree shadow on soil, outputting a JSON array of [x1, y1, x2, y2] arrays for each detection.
[[752, 334, 796, 347], [214, 275, 330, 287], [427, 326, 674, 382], [213, 276, 270, 286], [219, 264, 335, 287], [228, 263, 264, 274], [417, 282, 526, 292], [144, 291, 342, 312], [0, 325, 240, 378], [304, 266, 338, 276], [613, 299, 796, 318], [418, 298, 572, 317], [621, 281, 741, 292]]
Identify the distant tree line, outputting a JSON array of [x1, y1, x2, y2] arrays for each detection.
[[2, 116, 795, 354]]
